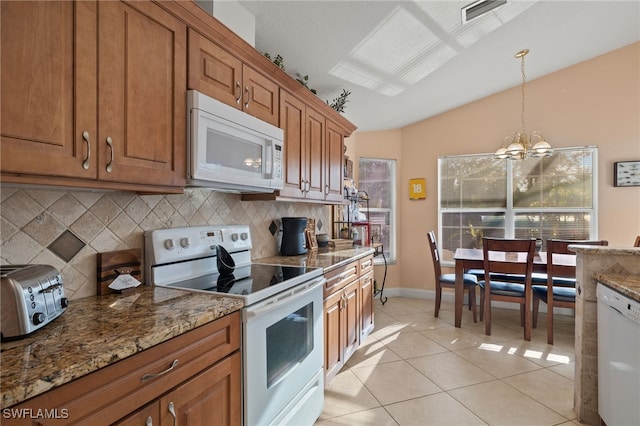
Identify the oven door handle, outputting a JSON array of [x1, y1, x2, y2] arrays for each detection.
[[244, 277, 325, 319]]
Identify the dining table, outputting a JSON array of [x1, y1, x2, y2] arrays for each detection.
[[452, 248, 576, 328]]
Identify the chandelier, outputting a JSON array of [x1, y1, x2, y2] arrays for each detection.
[[495, 49, 553, 160]]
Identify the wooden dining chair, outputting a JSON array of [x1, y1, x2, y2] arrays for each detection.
[[533, 239, 608, 344], [479, 237, 536, 341], [427, 231, 478, 322], [634, 235, 640, 247]]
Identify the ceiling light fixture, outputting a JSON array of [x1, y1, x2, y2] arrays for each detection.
[[495, 49, 553, 160]]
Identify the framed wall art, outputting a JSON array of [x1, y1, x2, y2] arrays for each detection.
[[614, 161, 640, 187]]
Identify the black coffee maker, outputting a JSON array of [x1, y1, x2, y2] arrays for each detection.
[[280, 217, 307, 256]]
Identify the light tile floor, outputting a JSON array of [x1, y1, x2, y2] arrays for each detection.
[[316, 297, 582, 426]]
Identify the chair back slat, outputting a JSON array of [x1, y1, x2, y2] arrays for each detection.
[[427, 231, 442, 279], [482, 238, 536, 279], [546, 239, 608, 279]]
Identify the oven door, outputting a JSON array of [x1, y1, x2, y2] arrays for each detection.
[[243, 276, 325, 426]]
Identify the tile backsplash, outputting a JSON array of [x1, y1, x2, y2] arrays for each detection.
[[0, 186, 331, 300]]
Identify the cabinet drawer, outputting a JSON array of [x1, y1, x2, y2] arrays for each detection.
[[324, 261, 359, 297], [5, 312, 241, 425], [359, 255, 374, 275]]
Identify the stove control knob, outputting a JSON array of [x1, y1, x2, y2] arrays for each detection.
[[32, 312, 46, 326], [180, 237, 191, 248], [60, 297, 69, 309], [231, 233, 239, 242], [164, 239, 175, 251], [240, 232, 249, 241]]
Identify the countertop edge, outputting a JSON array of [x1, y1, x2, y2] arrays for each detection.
[[571, 246, 640, 255], [593, 272, 640, 302]]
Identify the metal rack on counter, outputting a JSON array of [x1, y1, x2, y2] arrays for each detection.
[[332, 191, 387, 304]]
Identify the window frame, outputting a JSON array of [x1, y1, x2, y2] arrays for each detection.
[[438, 146, 598, 266], [358, 157, 397, 264]]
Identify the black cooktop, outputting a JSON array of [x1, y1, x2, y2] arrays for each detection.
[[167, 263, 321, 305]]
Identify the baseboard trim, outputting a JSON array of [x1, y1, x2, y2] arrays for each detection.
[[376, 288, 575, 316]]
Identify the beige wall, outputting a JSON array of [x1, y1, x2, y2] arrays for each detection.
[[353, 42, 640, 294]]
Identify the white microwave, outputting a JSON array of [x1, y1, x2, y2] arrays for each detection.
[[187, 90, 284, 193]]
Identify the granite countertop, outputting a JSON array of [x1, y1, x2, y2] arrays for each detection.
[[595, 272, 640, 301], [572, 245, 640, 302], [255, 245, 376, 271], [0, 286, 244, 409]]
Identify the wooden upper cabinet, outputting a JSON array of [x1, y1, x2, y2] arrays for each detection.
[[279, 90, 306, 198], [0, 0, 186, 192], [325, 119, 347, 202], [0, 1, 97, 179], [188, 29, 279, 126], [98, 1, 186, 187], [278, 90, 348, 202], [306, 106, 326, 200]]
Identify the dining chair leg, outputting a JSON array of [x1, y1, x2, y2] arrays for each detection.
[[479, 289, 485, 322], [484, 293, 491, 336], [520, 305, 525, 326], [524, 295, 532, 341], [470, 287, 478, 323], [532, 297, 540, 328], [546, 299, 554, 345], [434, 283, 442, 318]]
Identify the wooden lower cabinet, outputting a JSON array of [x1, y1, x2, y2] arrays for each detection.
[[323, 254, 375, 385], [116, 353, 241, 426], [115, 402, 160, 426], [360, 270, 375, 340], [158, 353, 241, 426], [3, 312, 241, 426]]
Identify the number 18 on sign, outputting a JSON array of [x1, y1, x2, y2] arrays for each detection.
[[409, 178, 426, 200]]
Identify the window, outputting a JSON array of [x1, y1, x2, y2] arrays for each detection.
[[438, 146, 597, 263], [358, 158, 396, 263]]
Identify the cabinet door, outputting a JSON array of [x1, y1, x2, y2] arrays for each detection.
[[242, 66, 279, 126], [188, 28, 243, 108], [324, 290, 345, 384], [115, 401, 160, 426], [343, 279, 361, 362], [360, 270, 375, 340], [279, 90, 306, 198], [305, 106, 325, 200], [325, 119, 346, 202], [0, 1, 97, 179], [98, 0, 186, 187], [160, 352, 241, 426]]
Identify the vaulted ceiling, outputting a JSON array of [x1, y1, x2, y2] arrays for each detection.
[[238, 1, 640, 132]]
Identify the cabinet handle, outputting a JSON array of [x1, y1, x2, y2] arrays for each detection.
[[145, 416, 153, 426], [82, 131, 90, 170], [325, 184, 329, 195], [167, 401, 177, 426], [105, 136, 114, 173], [235, 81, 242, 104], [141, 359, 179, 382], [244, 86, 251, 109], [305, 180, 310, 193]]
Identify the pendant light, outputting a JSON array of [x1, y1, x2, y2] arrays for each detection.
[[495, 49, 553, 160]]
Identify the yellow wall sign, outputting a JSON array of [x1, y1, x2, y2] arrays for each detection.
[[409, 178, 426, 200]]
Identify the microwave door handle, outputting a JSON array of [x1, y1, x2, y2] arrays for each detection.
[[265, 140, 273, 179]]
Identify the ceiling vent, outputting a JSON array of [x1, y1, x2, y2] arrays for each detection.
[[461, 0, 507, 24]]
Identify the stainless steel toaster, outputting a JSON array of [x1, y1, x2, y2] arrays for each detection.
[[1, 264, 69, 339]]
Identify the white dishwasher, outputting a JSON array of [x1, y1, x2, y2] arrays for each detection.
[[597, 283, 640, 426]]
